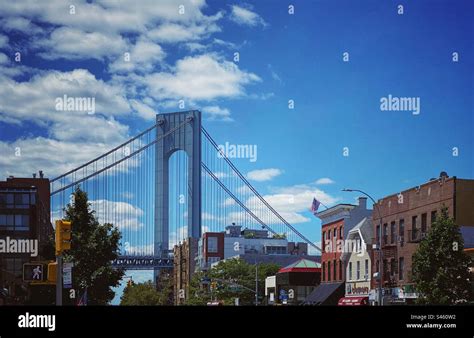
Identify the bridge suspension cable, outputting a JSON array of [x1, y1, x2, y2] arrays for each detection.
[[201, 127, 321, 253]]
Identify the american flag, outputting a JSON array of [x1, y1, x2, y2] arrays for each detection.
[[77, 288, 87, 306], [310, 197, 321, 214]]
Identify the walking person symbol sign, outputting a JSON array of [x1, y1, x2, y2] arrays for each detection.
[[32, 265, 42, 280]]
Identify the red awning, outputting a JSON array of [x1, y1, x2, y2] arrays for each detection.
[[338, 296, 369, 306]]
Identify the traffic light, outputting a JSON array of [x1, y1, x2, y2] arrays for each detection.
[[23, 263, 46, 282], [55, 220, 72, 255], [210, 281, 217, 290], [47, 262, 57, 283]]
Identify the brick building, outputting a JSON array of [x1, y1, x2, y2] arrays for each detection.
[[0, 174, 54, 304], [318, 197, 372, 284], [304, 197, 371, 305], [173, 237, 198, 305], [370, 172, 474, 304]]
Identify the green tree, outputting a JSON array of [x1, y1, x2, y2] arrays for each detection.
[[120, 281, 162, 305], [186, 258, 279, 305], [63, 187, 124, 305], [412, 207, 471, 304]]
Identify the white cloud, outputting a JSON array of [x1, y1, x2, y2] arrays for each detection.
[[247, 168, 283, 182], [308, 241, 321, 256], [147, 20, 221, 43], [0, 137, 123, 179], [0, 0, 218, 35], [0, 53, 8, 64], [0, 69, 130, 126], [202, 105, 233, 122], [129, 100, 158, 121], [144, 54, 260, 101], [0, 34, 9, 48], [242, 184, 340, 224], [36, 27, 128, 60], [0, 17, 42, 34], [90, 199, 144, 231], [229, 4, 267, 27], [123, 244, 154, 256], [108, 38, 166, 74], [315, 177, 335, 185], [267, 64, 282, 84]]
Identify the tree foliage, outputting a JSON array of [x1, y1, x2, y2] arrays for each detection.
[[63, 187, 124, 305], [412, 207, 471, 304], [120, 281, 162, 305], [186, 258, 280, 305]]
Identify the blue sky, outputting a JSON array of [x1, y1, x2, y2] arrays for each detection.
[[0, 0, 473, 302]]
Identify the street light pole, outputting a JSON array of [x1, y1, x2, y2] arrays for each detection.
[[342, 188, 383, 306]]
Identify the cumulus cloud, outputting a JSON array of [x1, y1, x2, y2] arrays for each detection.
[[315, 177, 335, 185], [108, 38, 166, 74], [202, 105, 233, 122], [229, 4, 267, 27], [247, 168, 283, 182], [0, 68, 130, 125], [144, 54, 260, 101], [35, 27, 128, 60], [90, 199, 144, 231], [242, 183, 340, 224], [0, 137, 123, 179], [0, 34, 9, 48]]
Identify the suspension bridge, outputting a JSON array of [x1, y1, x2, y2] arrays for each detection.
[[49, 110, 320, 277]]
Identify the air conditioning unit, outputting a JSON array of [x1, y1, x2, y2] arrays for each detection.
[[364, 274, 369, 281], [421, 232, 428, 239]]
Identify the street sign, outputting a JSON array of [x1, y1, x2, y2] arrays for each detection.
[[23, 263, 46, 282], [63, 262, 73, 288]]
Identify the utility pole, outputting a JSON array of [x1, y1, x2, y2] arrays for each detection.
[[56, 254, 62, 306], [55, 220, 72, 306]]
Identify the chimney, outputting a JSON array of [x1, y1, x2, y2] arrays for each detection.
[[358, 197, 367, 209], [39, 170, 44, 178], [32, 173, 36, 178], [439, 171, 448, 179]]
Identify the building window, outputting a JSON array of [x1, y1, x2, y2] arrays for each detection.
[[399, 257, 404, 280], [376, 225, 380, 244], [322, 262, 326, 282], [327, 261, 331, 282], [322, 231, 326, 251], [383, 223, 388, 245], [390, 259, 396, 277], [431, 210, 437, 225], [349, 262, 352, 281], [421, 213, 427, 233], [411, 215, 417, 240], [207, 236, 218, 253], [356, 261, 360, 280], [339, 227, 343, 239], [399, 219, 405, 240], [375, 259, 379, 273], [365, 259, 369, 280], [390, 221, 396, 244], [333, 260, 337, 281], [333, 228, 337, 238]]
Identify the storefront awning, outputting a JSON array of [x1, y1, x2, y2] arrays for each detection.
[[303, 282, 344, 305], [338, 296, 368, 306]]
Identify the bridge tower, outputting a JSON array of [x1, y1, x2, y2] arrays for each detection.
[[154, 110, 202, 277]]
